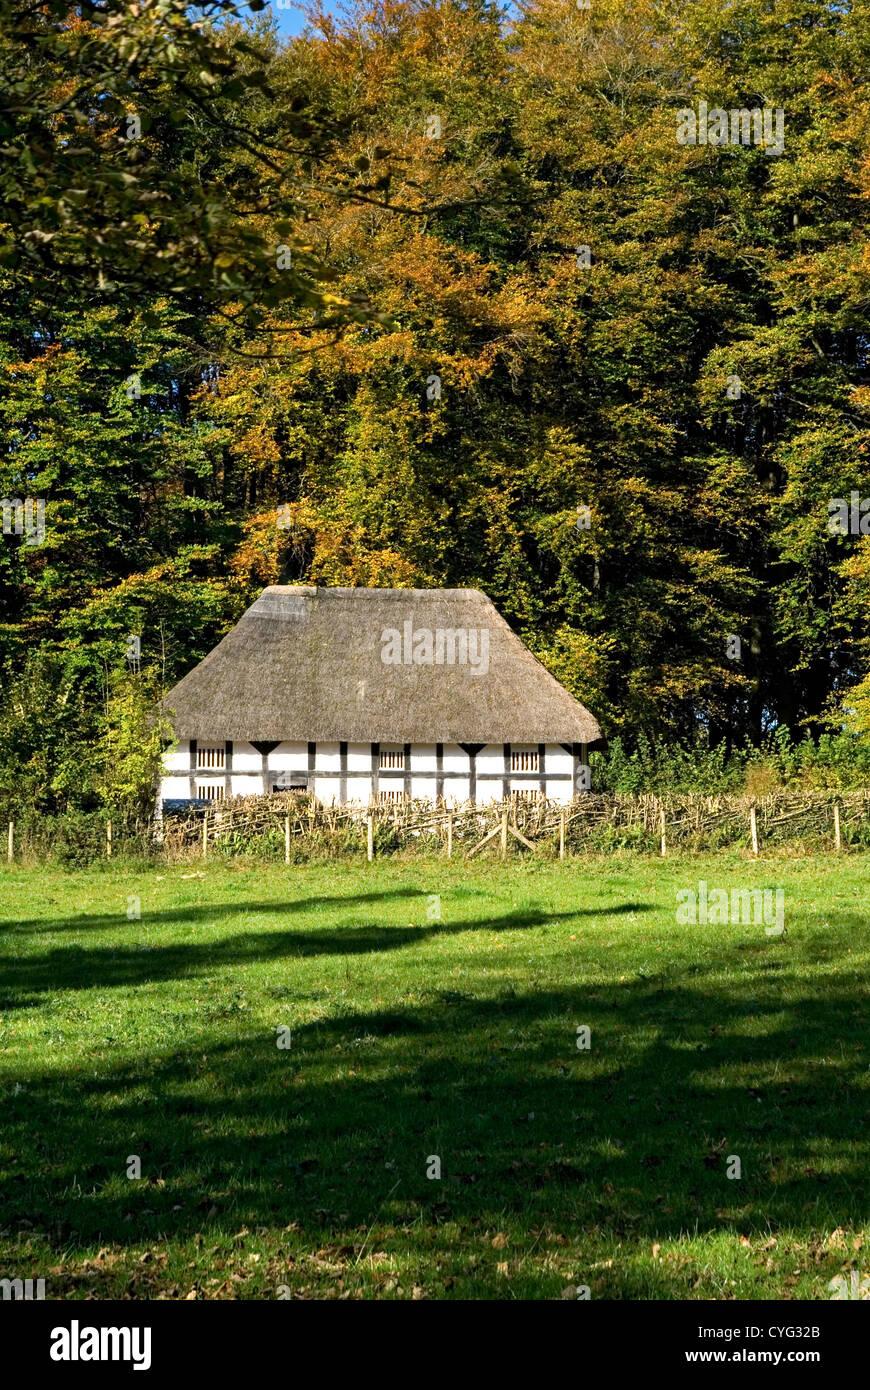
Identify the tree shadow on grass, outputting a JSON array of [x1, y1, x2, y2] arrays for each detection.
[[0, 902, 652, 1009], [0, 889, 424, 936], [2, 919, 868, 1299]]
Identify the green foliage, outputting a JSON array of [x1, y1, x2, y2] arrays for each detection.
[[0, 0, 365, 324], [592, 729, 870, 794], [99, 670, 174, 818], [0, 653, 102, 817], [2, 0, 870, 812], [0, 652, 171, 823]]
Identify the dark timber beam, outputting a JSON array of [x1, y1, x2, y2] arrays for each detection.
[[251, 740, 279, 793], [459, 743, 485, 801], [370, 742, 380, 805]]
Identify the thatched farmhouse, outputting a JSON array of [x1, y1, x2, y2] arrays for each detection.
[[159, 586, 601, 808]]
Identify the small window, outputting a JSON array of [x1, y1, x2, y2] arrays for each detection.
[[510, 749, 539, 774], [197, 745, 225, 770], [197, 782, 224, 801], [379, 790, 406, 804], [379, 747, 405, 771]]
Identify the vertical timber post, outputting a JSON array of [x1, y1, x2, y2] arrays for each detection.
[[106, 820, 112, 859], [447, 810, 453, 859], [559, 807, 566, 861], [7, 821, 12, 864], [202, 810, 208, 861], [285, 815, 290, 864], [367, 814, 374, 862], [750, 803, 759, 857], [834, 801, 842, 852], [500, 808, 508, 858], [659, 803, 666, 858]]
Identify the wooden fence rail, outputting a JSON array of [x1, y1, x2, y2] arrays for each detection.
[[4, 790, 869, 865], [153, 788, 870, 860]]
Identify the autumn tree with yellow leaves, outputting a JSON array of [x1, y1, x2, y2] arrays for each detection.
[[3, 0, 870, 812]]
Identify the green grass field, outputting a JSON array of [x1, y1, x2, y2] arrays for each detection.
[[1, 853, 867, 1300]]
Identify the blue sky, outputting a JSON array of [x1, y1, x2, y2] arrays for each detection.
[[265, 1, 328, 38], [262, 0, 518, 41]]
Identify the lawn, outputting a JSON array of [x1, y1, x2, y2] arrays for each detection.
[[0, 853, 868, 1300]]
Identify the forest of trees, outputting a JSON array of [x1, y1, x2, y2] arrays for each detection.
[[2, 0, 870, 822]]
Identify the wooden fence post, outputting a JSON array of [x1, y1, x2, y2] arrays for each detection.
[[106, 820, 112, 859], [367, 814, 374, 862], [500, 808, 508, 858], [7, 820, 12, 864], [446, 811, 453, 859], [659, 803, 666, 857], [285, 815, 290, 864], [834, 801, 842, 852], [750, 803, 759, 856], [202, 810, 208, 860], [559, 807, 566, 861]]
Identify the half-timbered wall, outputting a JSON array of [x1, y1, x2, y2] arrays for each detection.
[[159, 740, 589, 806]]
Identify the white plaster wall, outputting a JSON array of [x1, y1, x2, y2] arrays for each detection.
[[476, 745, 504, 777], [442, 745, 468, 773], [160, 774, 189, 799], [314, 776, 340, 804], [163, 741, 188, 774], [270, 741, 307, 771], [347, 743, 370, 772], [545, 781, 572, 804], [546, 744, 573, 776], [410, 744, 437, 772], [314, 742, 341, 772], [230, 775, 262, 797], [231, 741, 261, 773]]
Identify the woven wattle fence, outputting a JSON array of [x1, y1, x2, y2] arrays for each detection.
[[155, 788, 870, 860]]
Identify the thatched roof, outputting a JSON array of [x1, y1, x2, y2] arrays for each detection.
[[163, 586, 602, 746]]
